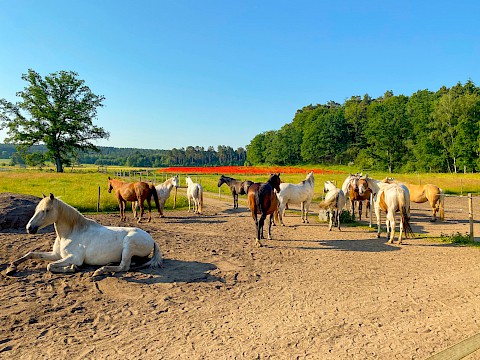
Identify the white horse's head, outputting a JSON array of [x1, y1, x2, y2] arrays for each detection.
[[324, 181, 335, 193], [26, 194, 59, 234], [185, 176, 193, 186], [171, 175, 180, 187]]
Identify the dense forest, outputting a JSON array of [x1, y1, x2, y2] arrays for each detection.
[[246, 80, 480, 173], [0, 144, 247, 167], [2, 80, 479, 173]]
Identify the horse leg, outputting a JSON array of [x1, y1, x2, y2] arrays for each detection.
[[234, 193, 238, 209], [256, 214, 266, 247], [358, 201, 363, 221], [337, 209, 342, 231], [278, 202, 286, 226], [146, 198, 152, 223], [46, 255, 82, 274], [375, 202, 381, 238], [431, 201, 438, 222], [132, 202, 137, 220], [6, 250, 62, 275], [366, 200, 370, 219], [93, 246, 134, 277], [387, 212, 395, 244], [398, 217, 404, 245], [267, 213, 274, 240], [351, 200, 356, 220], [328, 208, 333, 231], [304, 200, 312, 224]]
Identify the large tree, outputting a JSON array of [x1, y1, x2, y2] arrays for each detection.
[[0, 69, 109, 172]]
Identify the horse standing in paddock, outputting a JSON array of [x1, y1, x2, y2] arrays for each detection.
[[108, 177, 160, 223], [318, 181, 346, 231], [345, 174, 372, 221], [406, 183, 444, 221], [186, 176, 204, 214], [374, 183, 414, 245], [5, 194, 162, 277], [248, 173, 281, 247], [217, 175, 253, 209], [153, 175, 179, 217], [277, 171, 315, 226]]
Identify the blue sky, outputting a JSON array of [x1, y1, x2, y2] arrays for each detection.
[[1, 1, 479, 150]]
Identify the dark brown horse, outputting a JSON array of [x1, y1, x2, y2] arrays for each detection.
[[247, 174, 281, 247], [107, 177, 160, 223], [217, 175, 253, 209], [348, 175, 372, 221]]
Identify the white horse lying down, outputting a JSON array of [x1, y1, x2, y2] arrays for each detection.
[[186, 176, 204, 214], [277, 171, 315, 225], [6, 194, 162, 277], [318, 181, 346, 231]]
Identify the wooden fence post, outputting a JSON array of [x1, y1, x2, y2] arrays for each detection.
[[469, 193, 475, 242], [97, 186, 100, 212]]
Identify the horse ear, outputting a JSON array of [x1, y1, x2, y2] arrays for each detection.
[[108, 176, 111, 180], [49, 193, 55, 200], [42, 193, 46, 198]]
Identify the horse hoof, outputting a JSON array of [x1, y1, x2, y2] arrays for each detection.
[[5, 264, 17, 276], [255, 239, 263, 247]]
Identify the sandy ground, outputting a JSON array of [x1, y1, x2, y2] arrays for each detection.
[[1, 191, 480, 359]]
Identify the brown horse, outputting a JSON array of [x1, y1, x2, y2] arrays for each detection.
[[247, 174, 281, 247], [347, 175, 372, 221], [107, 177, 160, 223], [406, 183, 445, 221]]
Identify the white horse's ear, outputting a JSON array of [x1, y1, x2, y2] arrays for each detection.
[[49, 193, 55, 200]]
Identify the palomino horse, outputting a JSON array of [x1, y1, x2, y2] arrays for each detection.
[[154, 175, 180, 217], [277, 171, 315, 226], [374, 183, 414, 245], [5, 194, 162, 277], [217, 175, 253, 209], [248, 173, 281, 247], [318, 181, 346, 231], [108, 177, 160, 223], [186, 176, 204, 214], [406, 183, 444, 221]]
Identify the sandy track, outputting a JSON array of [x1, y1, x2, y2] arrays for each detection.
[[1, 193, 480, 359]]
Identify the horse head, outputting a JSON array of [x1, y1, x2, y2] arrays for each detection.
[[217, 175, 226, 187], [357, 177, 370, 196], [26, 193, 58, 234], [172, 176, 180, 188], [267, 173, 281, 192], [107, 177, 114, 193]]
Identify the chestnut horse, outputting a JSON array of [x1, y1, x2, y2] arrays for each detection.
[[345, 174, 372, 221], [107, 177, 160, 223], [247, 173, 281, 247], [406, 183, 445, 221], [217, 175, 253, 209]]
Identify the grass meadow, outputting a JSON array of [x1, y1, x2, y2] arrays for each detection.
[[0, 164, 479, 213]]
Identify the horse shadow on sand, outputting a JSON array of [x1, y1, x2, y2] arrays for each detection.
[[162, 215, 227, 226], [270, 237, 401, 253]]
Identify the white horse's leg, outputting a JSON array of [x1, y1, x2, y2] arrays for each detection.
[[328, 208, 333, 231], [187, 194, 191, 212], [46, 255, 82, 273], [6, 251, 61, 275], [93, 245, 135, 277], [375, 202, 381, 238], [304, 200, 312, 223], [387, 212, 395, 244], [278, 201, 286, 226]]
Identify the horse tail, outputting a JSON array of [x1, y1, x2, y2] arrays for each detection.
[[136, 241, 163, 269], [439, 188, 445, 221], [150, 184, 160, 213], [398, 189, 414, 238]]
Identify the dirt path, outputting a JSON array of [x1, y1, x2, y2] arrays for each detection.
[[1, 192, 480, 359]]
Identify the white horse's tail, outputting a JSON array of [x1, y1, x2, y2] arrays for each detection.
[[137, 242, 163, 269], [398, 189, 414, 238], [439, 188, 445, 221]]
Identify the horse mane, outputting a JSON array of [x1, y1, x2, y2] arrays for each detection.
[[54, 197, 93, 230]]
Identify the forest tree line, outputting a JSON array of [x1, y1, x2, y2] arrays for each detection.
[[246, 80, 480, 173], [0, 144, 247, 168]]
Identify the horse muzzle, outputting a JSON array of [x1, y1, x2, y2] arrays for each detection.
[[26, 225, 39, 234]]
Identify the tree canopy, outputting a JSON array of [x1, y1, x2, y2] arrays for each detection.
[[0, 69, 109, 172], [246, 80, 480, 173]]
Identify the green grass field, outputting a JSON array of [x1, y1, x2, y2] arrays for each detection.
[[0, 165, 479, 213]]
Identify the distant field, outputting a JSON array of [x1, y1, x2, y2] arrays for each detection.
[[0, 165, 479, 212]]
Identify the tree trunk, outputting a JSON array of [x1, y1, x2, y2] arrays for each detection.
[[55, 157, 64, 172]]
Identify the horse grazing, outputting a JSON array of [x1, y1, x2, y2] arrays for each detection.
[[344, 174, 372, 221], [248, 174, 281, 247], [186, 176, 204, 214], [318, 181, 346, 231], [107, 177, 160, 223], [277, 171, 315, 226], [154, 175, 180, 217], [217, 175, 253, 209], [5, 194, 162, 277], [406, 183, 444, 221], [374, 183, 414, 245]]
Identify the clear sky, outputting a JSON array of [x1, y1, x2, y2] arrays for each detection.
[[1, 1, 479, 150]]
